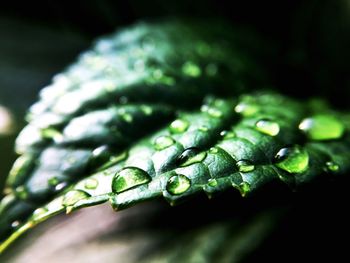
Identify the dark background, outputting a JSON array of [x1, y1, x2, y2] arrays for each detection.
[[0, 0, 349, 261]]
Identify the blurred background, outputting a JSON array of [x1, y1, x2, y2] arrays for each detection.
[[0, 0, 349, 262]]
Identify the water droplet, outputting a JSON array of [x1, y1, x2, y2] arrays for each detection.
[[166, 174, 191, 195], [11, 220, 20, 228], [238, 182, 251, 196], [41, 128, 63, 143], [324, 161, 340, 173], [122, 113, 133, 123], [92, 145, 109, 157], [112, 167, 151, 194], [209, 147, 219, 154], [169, 119, 189, 134], [62, 190, 90, 208], [198, 126, 209, 132], [299, 115, 345, 141], [140, 105, 153, 116], [31, 207, 49, 221], [84, 178, 99, 190], [55, 182, 67, 192], [201, 105, 223, 118], [236, 160, 255, 173], [255, 119, 280, 136], [154, 135, 175, 150], [177, 147, 207, 167], [220, 130, 235, 139], [206, 107, 223, 118], [208, 178, 218, 187], [15, 186, 28, 200], [235, 102, 259, 116], [182, 61, 201, 77], [274, 146, 309, 174]]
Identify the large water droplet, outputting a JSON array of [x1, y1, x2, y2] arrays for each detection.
[[154, 135, 175, 150], [255, 119, 280, 136], [112, 167, 151, 194], [166, 174, 191, 195], [62, 190, 90, 209], [84, 178, 99, 190], [182, 61, 201, 77], [169, 119, 189, 134], [324, 161, 340, 173], [274, 146, 309, 174], [299, 115, 345, 141], [236, 160, 255, 173], [177, 147, 207, 167]]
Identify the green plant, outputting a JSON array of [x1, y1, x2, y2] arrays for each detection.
[[0, 19, 349, 260]]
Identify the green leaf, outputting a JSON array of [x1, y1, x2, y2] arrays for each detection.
[[0, 19, 264, 250], [1, 19, 350, 254]]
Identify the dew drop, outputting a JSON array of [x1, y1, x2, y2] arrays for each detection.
[[182, 61, 201, 77], [209, 147, 219, 154], [11, 220, 20, 228], [274, 145, 309, 174], [140, 105, 153, 116], [234, 102, 259, 117], [154, 135, 175, 151], [238, 182, 251, 196], [177, 147, 207, 167], [169, 119, 189, 134], [236, 160, 255, 173], [324, 161, 340, 173], [93, 145, 108, 157], [31, 207, 49, 221], [122, 113, 133, 123], [84, 178, 99, 190], [111, 167, 151, 194], [208, 178, 218, 187], [166, 174, 191, 195], [255, 119, 280, 136], [220, 130, 235, 139], [299, 114, 345, 141], [201, 105, 223, 118], [198, 125, 209, 132], [55, 182, 67, 192], [62, 190, 90, 208]]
